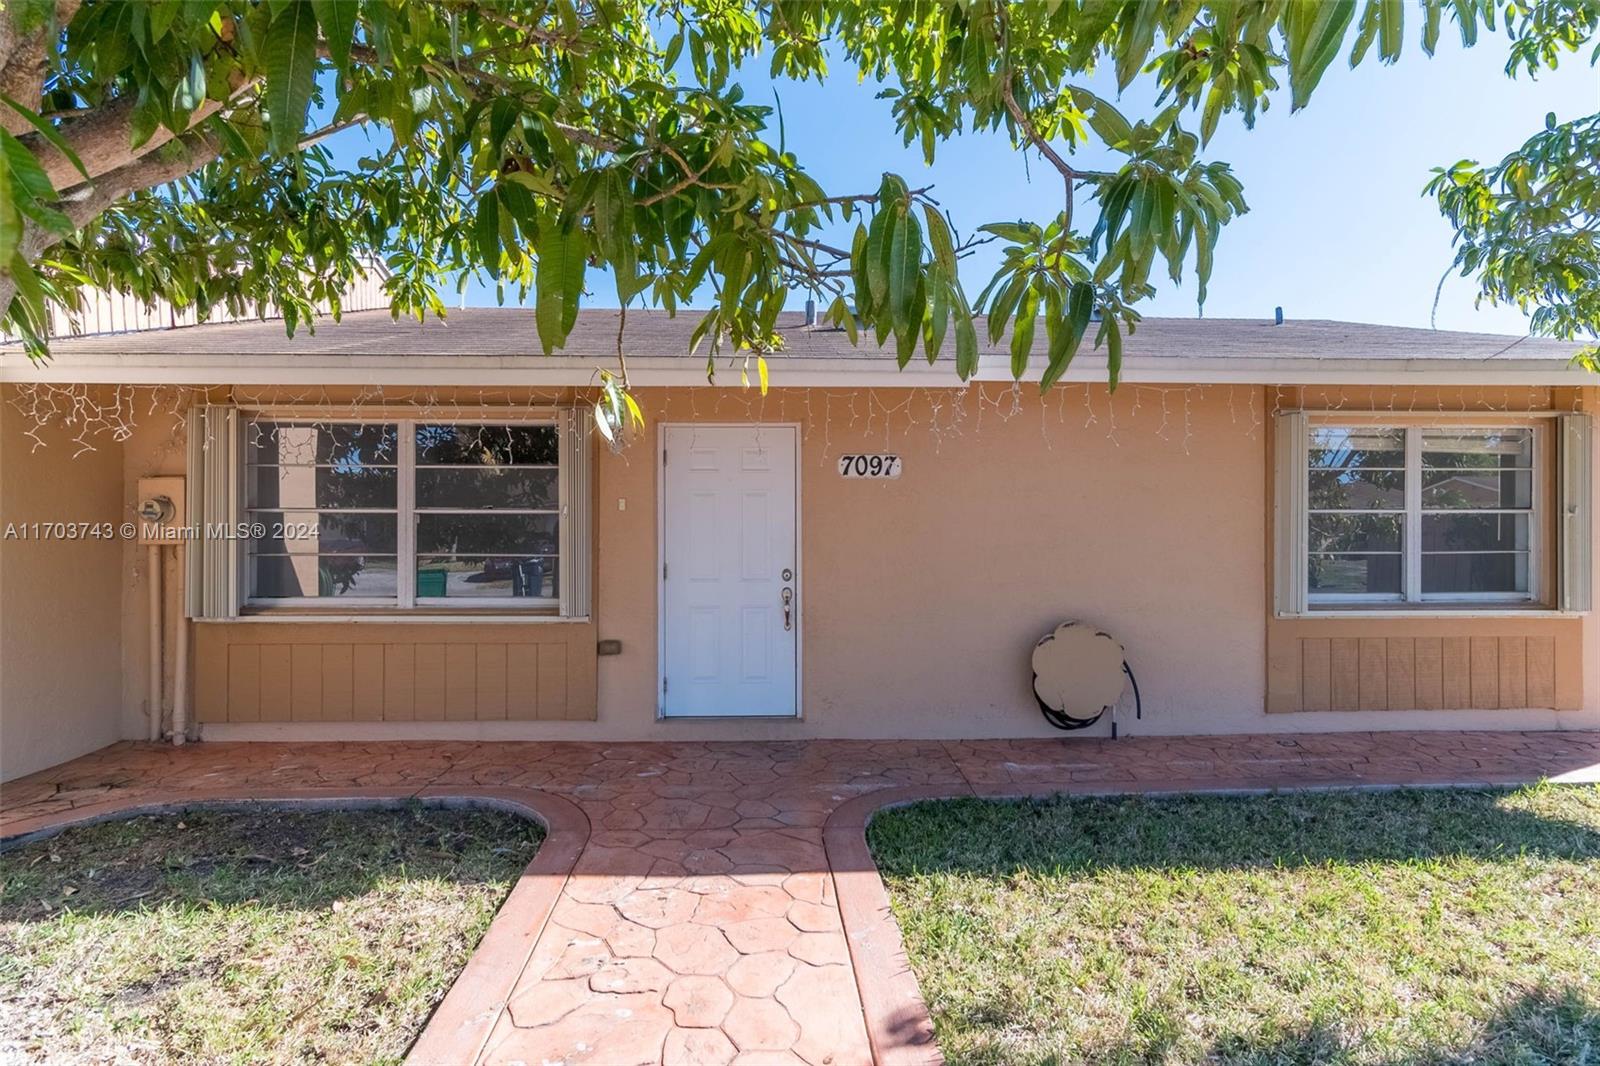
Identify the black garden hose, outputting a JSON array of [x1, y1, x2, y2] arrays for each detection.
[[1035, 659, 1142, 733]]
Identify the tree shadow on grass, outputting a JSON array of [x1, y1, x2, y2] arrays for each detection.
[[868, 787, 1600, 876], [874, 790, 1600, 1066], [1064, 986, 1600, 1066], [0, 805, 543, 920]]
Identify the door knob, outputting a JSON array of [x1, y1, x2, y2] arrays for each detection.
[[781, 586, 793, 630]]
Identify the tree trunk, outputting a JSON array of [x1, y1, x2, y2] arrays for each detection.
[[0, 2, 82, 135]]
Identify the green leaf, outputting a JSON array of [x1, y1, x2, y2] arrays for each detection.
[[1350, 0, 1381, 64], [663, 29, 686, 70], [1041, 283, 1094, 390], [1284, 0, 1358, 110], [1069, 88, 1134, 149], [503, 169, 561, 197], [955, 308, 978, 380], [895, 317, 918, 367], [263, 1, 320, 154], [1200, 80, 1226, 146], [1115, 0, 1160, 89], [1129, 179, 1155, 257], [1010, 284, 1038, 378], [173, 50, 207, 115], [128, 85, 161, 150], [311, 0, 358, 74], [1379, 0, 1403, 61], [925, 271, 949, 364], [829, 294, 859, 345], [1100, 315, 1124, 390], [888, 206, 922, 336], [147, 0, 178, 41], [923, 204, 957, 272], [0, 95, 87, 181], [978, 221, 1036, 244], [985, 271, 1026, 344], [865, 207, 892, 309], [475, 191, 501, 279], [535, 223, 586, 354], [850, 222, 873, 318], [0, 177, 21, 260], [0, 129, 71, 235], [593, 169, 635, 275], [6, 250, 49, 336], [622, 389, 646, 431]]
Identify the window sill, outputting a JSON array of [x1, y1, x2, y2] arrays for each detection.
[[1282, 607, 1583, 620], [221, 610, 589, 625]]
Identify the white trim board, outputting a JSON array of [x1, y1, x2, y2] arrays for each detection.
[[3, 351, 1594, 387]]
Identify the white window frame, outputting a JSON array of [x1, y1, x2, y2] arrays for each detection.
[[242, 415, 567, 612], [1301, 416, 1545, 610]]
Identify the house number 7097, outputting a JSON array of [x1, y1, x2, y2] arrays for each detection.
[[837, 454, 902, 479]]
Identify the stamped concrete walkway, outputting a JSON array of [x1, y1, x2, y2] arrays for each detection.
[[4, 731, 1600, 1065]]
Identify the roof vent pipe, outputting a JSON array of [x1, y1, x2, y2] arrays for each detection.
[[1274, 306, 1284, 325], [803, 297, 817, 327]]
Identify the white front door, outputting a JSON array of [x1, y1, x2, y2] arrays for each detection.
[[661, 425, 799, 718]]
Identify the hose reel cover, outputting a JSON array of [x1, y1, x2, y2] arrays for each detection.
[[1031, 622, 1126, 727]]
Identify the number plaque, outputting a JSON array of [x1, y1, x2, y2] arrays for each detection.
[[837, 454, 902, 479]]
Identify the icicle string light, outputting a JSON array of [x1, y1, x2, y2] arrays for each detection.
[[5, 381, 1577, 464]]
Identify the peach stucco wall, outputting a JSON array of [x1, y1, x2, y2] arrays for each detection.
[[0, 388, 125, 780], [580, 385, 1596, 739], [593, 385, 1268, 740], [5, 380, 1598, 771]]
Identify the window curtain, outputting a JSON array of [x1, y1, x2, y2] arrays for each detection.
[[185, 404, 243, 620], [559, 405, 594, 619], [1560, 412, 1592, 612], [1273, 410, 1309, 616]]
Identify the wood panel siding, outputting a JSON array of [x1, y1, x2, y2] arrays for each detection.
[[194, 622, 597, 723], [1270, 621, 1578, 712], [1263, 387, 1586, 715]]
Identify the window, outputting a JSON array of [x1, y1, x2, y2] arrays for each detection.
[[243, 418, 575, 609], [1302, 422, 1541, 607], [247, 422, 400, 601], [414, 424, 560, 603]]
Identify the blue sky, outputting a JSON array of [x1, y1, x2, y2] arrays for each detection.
[[424, 31, 1596, 336]]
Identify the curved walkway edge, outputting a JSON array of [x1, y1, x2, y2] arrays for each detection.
[[0, 783, 592, 1066], [6, 732, 1600, 1065], [823, 769, 1600, 1066]]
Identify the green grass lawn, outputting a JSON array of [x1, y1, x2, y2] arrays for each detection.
[[869, 785, 1600, 1066], [0, 805, 541, 1064]]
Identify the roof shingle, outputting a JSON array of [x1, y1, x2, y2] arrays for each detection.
[[6, 307, 1585, 364]]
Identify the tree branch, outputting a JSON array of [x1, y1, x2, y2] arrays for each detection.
[[457, 3, 589, 49], [789, 184, 934, 213], [60, 130, 223, 230], [1001, 76, 1076, 229], [33, 75, 253, 191], [0, 128, 215, 338]]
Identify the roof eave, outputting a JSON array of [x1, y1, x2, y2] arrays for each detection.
[[0, 350, 1590, 387]]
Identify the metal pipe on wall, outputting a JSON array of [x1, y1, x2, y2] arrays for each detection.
[[146, 544, 163, 742], [172, 546, 189, 746]]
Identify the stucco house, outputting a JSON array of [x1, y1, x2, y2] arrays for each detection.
[[1, 293, 1596, 782]]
